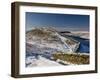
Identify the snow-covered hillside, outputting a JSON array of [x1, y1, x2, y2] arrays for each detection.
[[26, 27, 80, 53], [25, 27, 82, 67]]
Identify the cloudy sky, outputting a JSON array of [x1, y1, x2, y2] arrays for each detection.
[[26, 12, 89, 31]]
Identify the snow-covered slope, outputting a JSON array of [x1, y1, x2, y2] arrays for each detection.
[[26, 27, 80, 53], [26, 56, 62, 67], [26, 27, 80, 67]]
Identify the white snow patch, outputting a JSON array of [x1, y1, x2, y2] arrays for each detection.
[[26, 56, 63, 67]]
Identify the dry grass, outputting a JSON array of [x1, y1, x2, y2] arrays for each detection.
[[53, 53, 89, 64]]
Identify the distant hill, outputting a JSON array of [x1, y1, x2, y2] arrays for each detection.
[[59, 31, 71, 33]]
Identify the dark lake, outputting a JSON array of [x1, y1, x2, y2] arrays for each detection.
[[61, 34, 90, 53]]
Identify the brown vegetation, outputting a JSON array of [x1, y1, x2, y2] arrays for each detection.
[[53, 53, 89, 64]]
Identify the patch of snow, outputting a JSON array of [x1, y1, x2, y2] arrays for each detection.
[[26, 56, 62, 67]]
